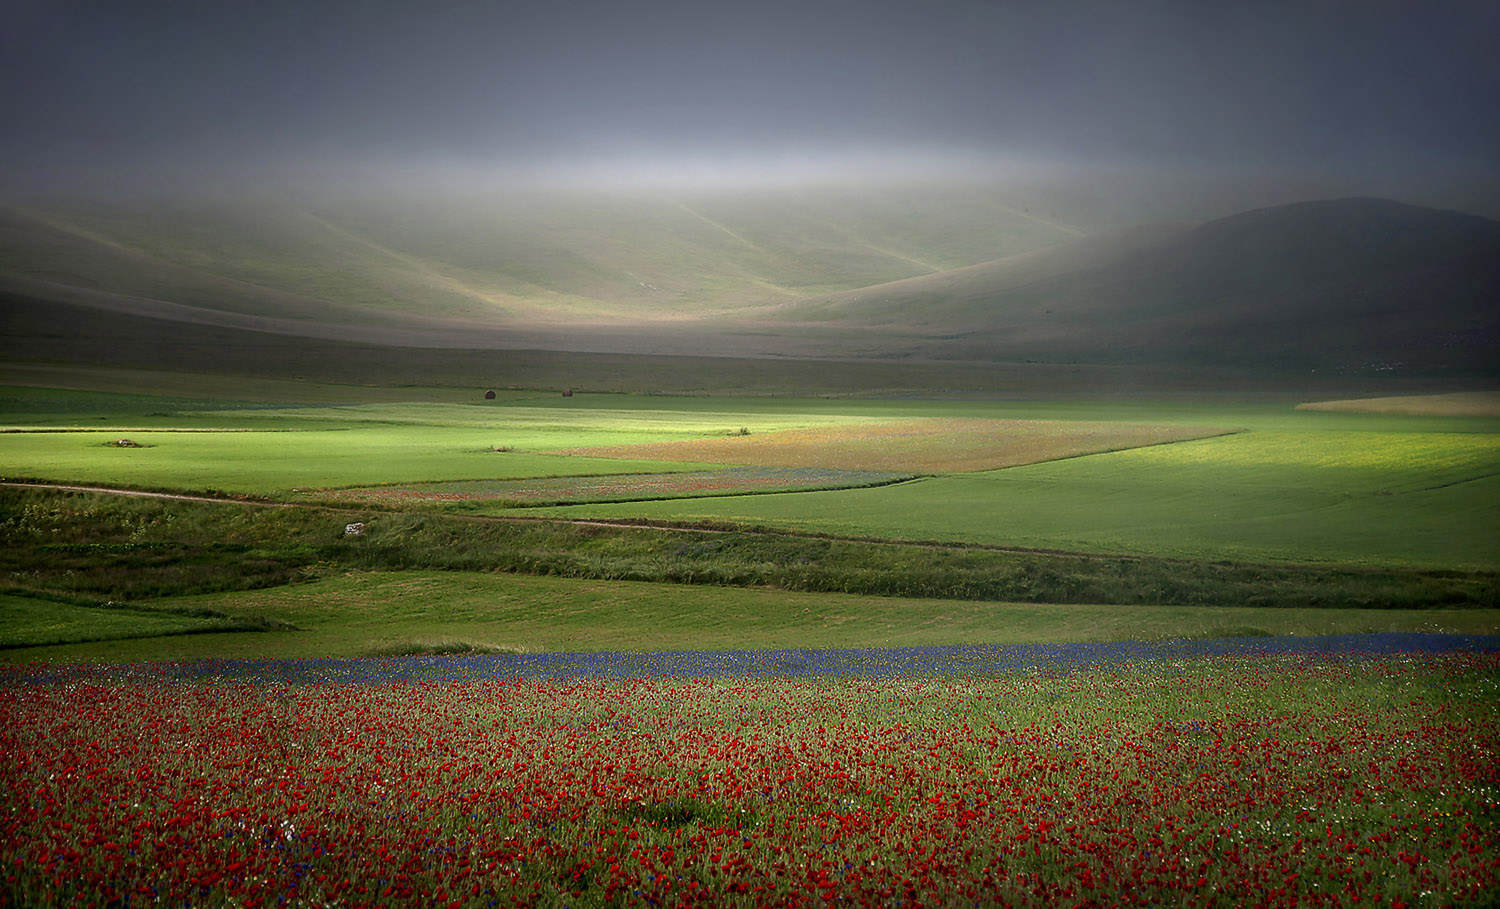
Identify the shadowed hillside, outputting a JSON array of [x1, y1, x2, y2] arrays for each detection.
[[2, 191, 1496, 386], [775, 198, 1500, 374]]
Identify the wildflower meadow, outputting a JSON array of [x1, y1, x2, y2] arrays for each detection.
[[5, 637, 1496, 907]]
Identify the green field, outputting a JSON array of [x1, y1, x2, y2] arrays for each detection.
[[5, 571, 1493, 665], [2, 382, 1497, 662], [544, 428, 1500, 569], [0, 396, 896, 494], [0, 592, 256, 648]]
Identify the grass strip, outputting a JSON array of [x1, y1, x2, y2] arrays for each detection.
[[3, 486, 1496, 615], [8, 571, 1495, 664]]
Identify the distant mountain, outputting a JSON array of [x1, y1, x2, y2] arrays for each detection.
[[0, 186, 1080, 332], [2, 192, 1496, 381], [774, 197, 1500, 374]]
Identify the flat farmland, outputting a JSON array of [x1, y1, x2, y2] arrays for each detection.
[[552, 417, 1236, 473], [0, 426, 698, 495], [538, 426, 1500, 570], [4, 388, 1497, 571], [1295, 390, 1500, 418], [0, 592, 254, 648], [0, 396, 878, 495], [313, 466, 913, 507]]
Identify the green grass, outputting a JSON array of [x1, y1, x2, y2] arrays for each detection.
[[3, 486, 1495, 627], [0, 427, 695, 494], [2, 387, 1498, 669], [3, 389, 1498, 569], [538, 428, 1500, 570], [4, 570, 1495, 664], [0, 593, 274, 648], [0, 393, 914, 494], [314, 467, 914, 508]]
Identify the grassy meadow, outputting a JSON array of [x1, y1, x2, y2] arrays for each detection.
[[10, 652, 1497, 906], [548, 427, 1500, 568], [6, 570, 1494, 664], [1, 381, 1496, 663], [3, 375, 1497, 908]]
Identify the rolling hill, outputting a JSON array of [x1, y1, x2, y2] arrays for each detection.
[[0, 185, 1080, 328], [2, 189, 1496, 387], [767, 197, 1500, 374]]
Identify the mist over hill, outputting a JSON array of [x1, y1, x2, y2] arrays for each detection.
[[2, 186, 1496, 389], [775, 197, 1500, 374]]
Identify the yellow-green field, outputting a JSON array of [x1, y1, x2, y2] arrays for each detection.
[[2, 384, 1498, 666], [553, 417, 1236, 473], [3, 386, 1497, 570], [540, 428, 1500, 569], [1296, 391, 1500, 417]]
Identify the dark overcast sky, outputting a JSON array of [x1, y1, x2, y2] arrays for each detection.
[[2, 0, 1496, 193]]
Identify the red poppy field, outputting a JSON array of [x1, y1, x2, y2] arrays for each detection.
[[3, 650, 1497, 907]]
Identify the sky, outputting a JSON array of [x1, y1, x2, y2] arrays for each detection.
[[1, 0, 1496, 196]]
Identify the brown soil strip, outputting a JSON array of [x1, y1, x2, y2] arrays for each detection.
[[0, 481, 283, 506]]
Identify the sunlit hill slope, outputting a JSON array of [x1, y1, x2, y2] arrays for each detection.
[[2, 189, 1496, 382]]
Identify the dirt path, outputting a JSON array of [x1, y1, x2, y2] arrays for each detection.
[[0, 481, 284, 506]]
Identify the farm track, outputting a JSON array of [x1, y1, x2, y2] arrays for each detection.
[[0, 481, 289, 506]]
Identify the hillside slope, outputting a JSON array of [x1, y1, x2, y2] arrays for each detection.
[[0, 186, 1081, 329], [2, 192, 1496, 382], [773, 198, 1500, 373]]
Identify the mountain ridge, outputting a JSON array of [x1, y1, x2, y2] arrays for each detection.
[[3, 193, 1496, 379], [768, 197, 1500, 372]]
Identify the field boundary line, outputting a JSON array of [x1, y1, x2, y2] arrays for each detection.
[[0, 428, 305, 433], [1420, 471, 1500, 492], [0, 481, 287, 506]]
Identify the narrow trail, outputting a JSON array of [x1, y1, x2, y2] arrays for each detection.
[[0, 481, 287, 506], [2, 480, 793, 536], [1, 486, 292, 507]]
